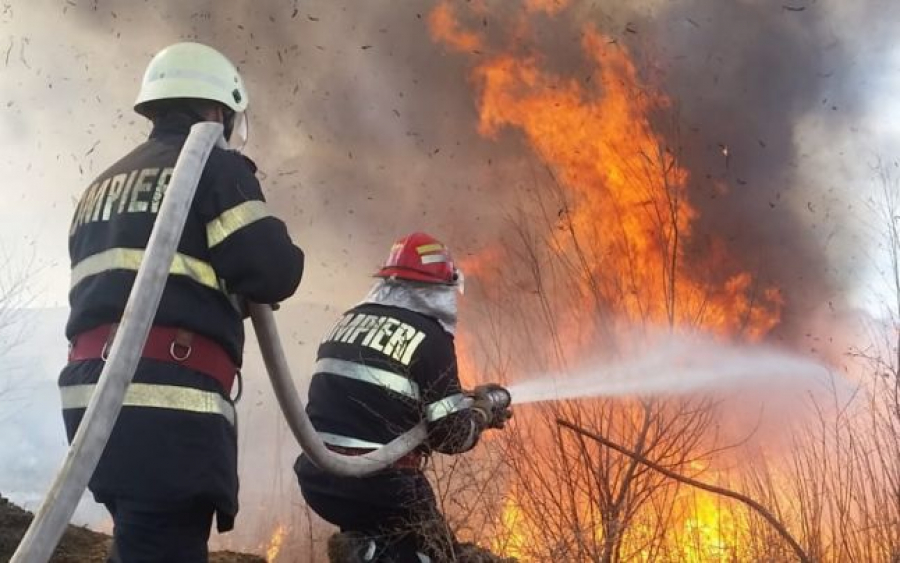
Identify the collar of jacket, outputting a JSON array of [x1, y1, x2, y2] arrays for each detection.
[[358, 279, 458, 336], [148, 111, 205, 139]]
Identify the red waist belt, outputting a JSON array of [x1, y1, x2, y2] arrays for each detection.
[[324, 443, 424, 471], [68, 323, 237, 394]]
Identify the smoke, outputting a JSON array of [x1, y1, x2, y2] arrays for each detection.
[[635, 1, 892, 340]]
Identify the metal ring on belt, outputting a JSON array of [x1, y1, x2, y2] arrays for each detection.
[[169, 341, 192, 361]]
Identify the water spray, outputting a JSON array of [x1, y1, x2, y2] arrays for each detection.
[[504, 335, 836, 406]]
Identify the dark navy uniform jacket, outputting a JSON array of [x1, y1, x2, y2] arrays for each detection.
[[296, 301, 483, 511], [59, 111, 303, 531], [65, 111, 303, 363]]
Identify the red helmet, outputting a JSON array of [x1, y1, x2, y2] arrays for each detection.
[[375, 232, 461, 285]]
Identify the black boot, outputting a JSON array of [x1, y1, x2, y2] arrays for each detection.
[[454, 542, 518, 563], [328, 531, 381, 563]]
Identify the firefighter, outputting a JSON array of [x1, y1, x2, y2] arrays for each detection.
[[295, 232, 515, 563], [59, 42, 304, 562]]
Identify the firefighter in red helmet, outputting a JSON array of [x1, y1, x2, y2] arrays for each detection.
[[295, 232, 515, 563]]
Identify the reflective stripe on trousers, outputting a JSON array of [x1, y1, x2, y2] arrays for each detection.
[[60, 383, 235, 426]]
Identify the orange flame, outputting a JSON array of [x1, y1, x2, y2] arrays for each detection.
[[492, 498, 529, 559], [427, 2, 484, 53], [464, 28, 781, 342], [680, 490, 734, 562], [524, 0, 571, 15], [430, 1, 782, 560]]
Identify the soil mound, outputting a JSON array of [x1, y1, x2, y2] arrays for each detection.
[[0, 494, 265, 562]]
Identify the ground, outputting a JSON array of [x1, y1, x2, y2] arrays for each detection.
[[0, 494, 265, 563]]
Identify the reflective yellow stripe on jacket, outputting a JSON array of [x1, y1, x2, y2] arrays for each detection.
[[206, 200, 270, 249], [70, 248, 220, 291], [314, 358, 421, 400], [70, 200, 269, 290], [60, 383, 235, 425]]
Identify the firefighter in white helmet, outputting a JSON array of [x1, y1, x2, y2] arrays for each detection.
[[295, 232, 515, 563], [59, 42, 304, 561]]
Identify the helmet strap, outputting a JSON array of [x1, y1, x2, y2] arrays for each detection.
[[222, 110, 236, 141]]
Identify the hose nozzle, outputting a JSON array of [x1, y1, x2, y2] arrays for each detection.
[[469, 384, 513, 430], [483, 386, 512, 411], [471, 383, 512, 411]]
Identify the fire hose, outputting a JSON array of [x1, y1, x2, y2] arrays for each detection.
[[10, 122, 427, 563]]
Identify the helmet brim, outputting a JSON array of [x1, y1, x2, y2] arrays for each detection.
[[374, 266, 452, 285]]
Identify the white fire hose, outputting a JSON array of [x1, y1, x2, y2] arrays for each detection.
[[11, 122, 425, 563]]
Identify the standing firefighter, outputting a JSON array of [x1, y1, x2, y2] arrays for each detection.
[[295, 232, 515, 563], [59, 42, 304, 562]]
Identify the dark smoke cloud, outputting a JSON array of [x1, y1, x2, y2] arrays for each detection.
[[635, 1, 891, 339]]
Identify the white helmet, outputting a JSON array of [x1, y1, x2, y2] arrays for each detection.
[[134, 42, 248, 118]]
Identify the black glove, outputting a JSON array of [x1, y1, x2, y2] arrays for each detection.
[[235, 297, 280, 319], [470, 383, 513, 430]]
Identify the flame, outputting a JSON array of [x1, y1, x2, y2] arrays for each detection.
[[465, 28, 781, 341], [524, 0, 571, 15], [429, 1, 783, 560], [681, 491, 732, 562], [265, 524, 286, 562], [427, 2, 484, 53], [677, 474, 736, 563], [492, 498, 529, 559]]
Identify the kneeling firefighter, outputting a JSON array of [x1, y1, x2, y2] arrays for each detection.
[[295, 232, 515, 562]]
